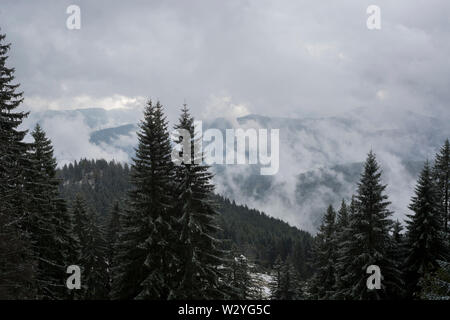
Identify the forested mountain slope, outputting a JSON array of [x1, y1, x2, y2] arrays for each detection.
[[56, 159, 314, 278]]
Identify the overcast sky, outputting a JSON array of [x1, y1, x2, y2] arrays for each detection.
[[2, 0, 449, 231], [1, 0, 449, 123]]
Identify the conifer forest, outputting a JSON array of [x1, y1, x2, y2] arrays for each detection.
[[1, 1, 450, 304]]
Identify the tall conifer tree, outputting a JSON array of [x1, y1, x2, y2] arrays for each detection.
[[171, 105, 226, 299], [106, 201, 121, 266], [227, 254, 255, 299], [27, 124, 76, 299], [433, 139, 450, 237], [338, 151, 402, 299], [111, 100, 177, 299], [72, 195, 89, 256], [0, 31, 35, 299], [404, 162, 447, 298], [81, 209, 110, 300], [270, 256, 302, 300], [309, 205, 337, 299], [333, 199, 351, 299]]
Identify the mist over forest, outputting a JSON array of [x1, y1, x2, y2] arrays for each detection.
[[1, 0, 450, 304]]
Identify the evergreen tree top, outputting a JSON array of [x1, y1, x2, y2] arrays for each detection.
[[133, 99, 173, 176], [405, 159, 447, 295], [435, 139, 450, 163], [393, 220, 403, 234], [336, 199, 348, 226], [322, 205, 336, 231], [31, 124, 57, 169], [392, 220, 403, 242], [138, 100, 170, 139], [175, 104, 194, 134], [357, 151, 392, 211], [31, 123, 44, 138], [1, 31, 28, 138], [408, 160, 435, 213]]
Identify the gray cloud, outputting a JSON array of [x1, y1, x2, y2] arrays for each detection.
[[3, 0, 450, 231], [2, 0, 450, 122], [22, 113, 130, 166]]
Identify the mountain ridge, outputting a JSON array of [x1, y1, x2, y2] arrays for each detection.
[[25, 106, 450, 232]]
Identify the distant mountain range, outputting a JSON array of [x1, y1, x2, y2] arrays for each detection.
[[23, 106, 450, 232]]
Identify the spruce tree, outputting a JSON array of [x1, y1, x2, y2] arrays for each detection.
[[269, 256, 284, 300], [333, 199, 351, 299], [389, 220, 406, 299], [111, 100, 177, 299], [335, 200, 349, 234], [283, 260, 303, 300], [309, 205, 337, 299], [81, 210, 110, 300], [228, 254, 255, 299], [404, 162, 447, 298], [433, 139, 450, 237], [270, 256, 302, 300], [392, 221, 403, 246], [391, 220, 406, 273], [71, 195, 109, 299], [338, 151, 402, 299], [26, 124, 76, 299], [106, 201, 121, 266], [72, 195, 90, 256], [70, 195, 88, 300], [171, 105, 226, 299], [0, 31, 35, 299]]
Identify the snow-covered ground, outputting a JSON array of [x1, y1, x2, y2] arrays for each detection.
[[250, 265, 273, 299]]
